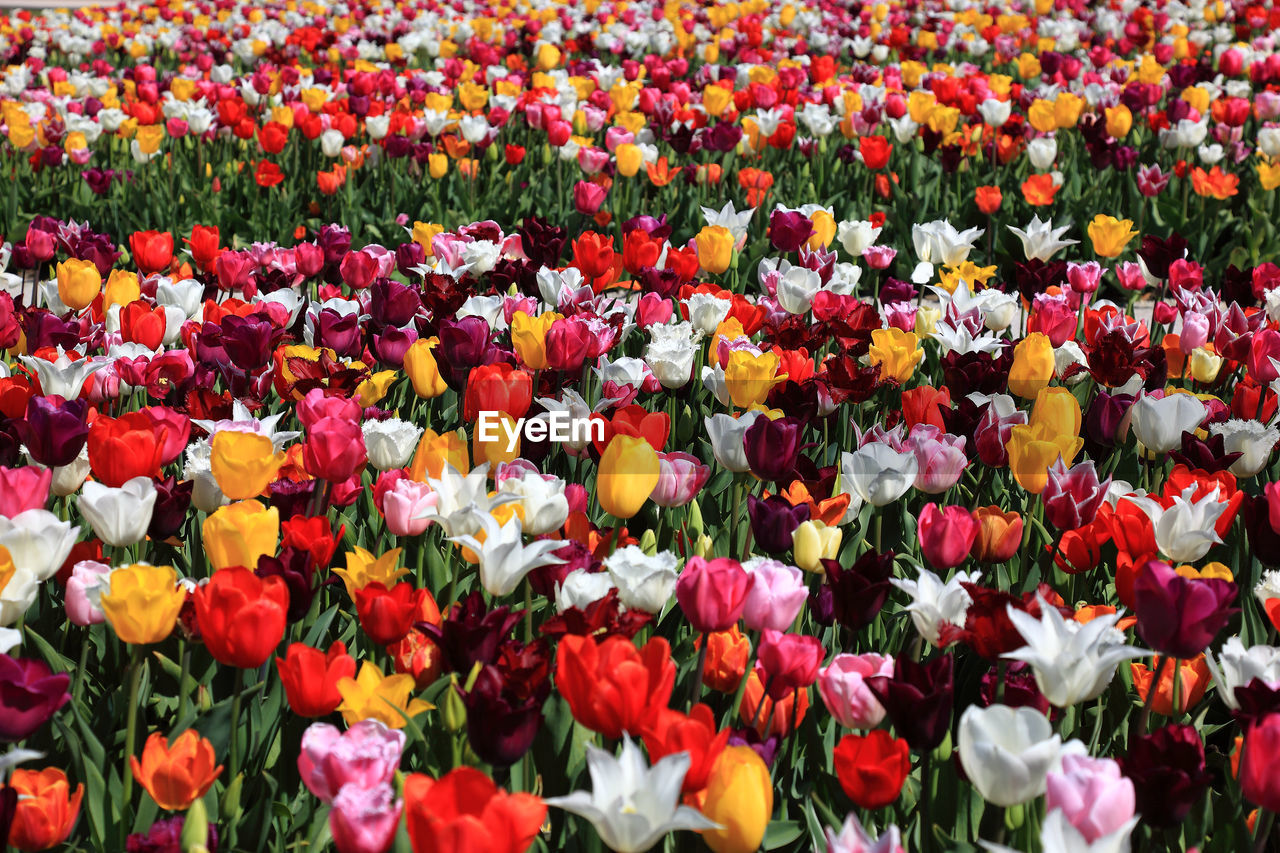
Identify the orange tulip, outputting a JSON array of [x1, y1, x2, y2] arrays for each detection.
[[6, 768, 82, 851], [739, 669, 809, 738], [1130, 655, 1211, 716], [130, 729, 223, 811]]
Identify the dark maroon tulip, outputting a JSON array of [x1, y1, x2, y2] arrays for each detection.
[[768, 210, 814, 253], [436, 316, 493, 387], [822, 550, 894, 633], [256, 547, 319, 623], [462, 640, 551, 767], [747, 494, 810, 554], [16, 395, 89, 468], [317, 224, 352, 266], [20, 310, 81, 352], [311, 308, 362, 359], [394, 243, 426, 280], [0, 786, 15, 853], [0, 654, 71, 742], [865, 653, 954, 751], [1243, 493, 1280, 568], [1133, 560, 1238, 659], [516, 217, 566, 270], [371, 278, 421, 327], [268, 479, 321, 520], [1232, 678, 1280, 730], [0, 293, 19, 350], [979, 660, 1051, 716], [1137, 233, 1187, 282], [940, 349, 1012, 398], [1119, 724, 1210, 827], [1169, 432, 1241, 475], [147, 476, 193, 541], [418, 592, 522, 675], [219, 314, 275, 370], [1084, 391, 1134, 453], [744, 416, 802, 483], [1042, 459, 1110, 530]]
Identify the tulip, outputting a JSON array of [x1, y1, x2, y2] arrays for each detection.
[[1006, 422, 1084, 494], [907, 425, 967, 493], [741, 558, 808, 632], [739, 668, 810, 738], [1119, 724, 1211, 826], [65, 560, 111, 626], [698, 746, 773, 853], [823, 812, 904, 853], [203, 500, 280, 572], [1241, 714, 1280, 812], [970, 506, 1023, 563], [556, 634, 675, 739], [867, 328, 923, 383], [277, 642, 357, 717], [402, 337, 449, 399], [76, 475, 157, 548], [0, 655, 70, 743], [703, 626, 751, 694], [100, 564, 186, 646], [602, 546, 680, 613], [130, 729, 222, 811], [705, 411, 761, 473], [1008, 332, 1055, 398], [1042, 459, 1110, 530], [461, 659, 549, 767], [957, 704, 1075, 807], [329, 782, 401, 853], [744, 416, 802, 482], [792, 520, 843, 573], [56, 257, 101, 311], [1045, 755, 1136, 844], [210, 431, 285, 500], [194, 566, 289, 668], [1128, 393, 1207, 455], [865, 653, 954, 751], [747, 495, 810, 555], [756, 629, 823, 701], [1130, 655, 1211, 716], [298, 720, 405, 804], [841, 443, 917, 507], [824, 550, 895, 633], [724, 350, 782, 408], [1133, 560, 1238, 659], [6, 767, 82, 851], [696, 225, 734, 274], [817, 653, 894, 729], [0, 467, 51, 519], [304, 416, 368, 483], [402, 767, 546, 853], [1205, 637, 1280, 711], [917, 503, 979, 569], [677, 556, 754, 633], [651, 452, 710, 507], [832, 730, 911, 809], [1086, 214, 1138, 258], [336, 662, 433, 729], [382, 478, 437, 537], [597, 434, 659, 518]]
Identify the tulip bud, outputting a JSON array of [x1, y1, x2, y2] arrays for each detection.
[[688, 499, 705, 538], [219, 773, 243, 826], [639, 528, 657, 555], [792, 520, 842, 572], [181, 798, 209, 853], [442, 676, 467, 732], [694, 534, 714, 558]]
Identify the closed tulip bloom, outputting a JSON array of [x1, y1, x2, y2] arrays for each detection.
[[741, 558, 808, 632], [1008, 333, 1055, 398], [743, 416, 802, 483], [817, 653, 894, 729], [1086, 215, 1138, 258], [677, 556, 754, 633], [203, 500, 279, 571], [1042, 460, 1110, 530], [1045, 755, 1136, 844], [705, 411, 761, 473], [194, 566, 289, 668], [1128, 393, 1207, 455], [651, 452, 711, 507], [0, 510, 78, 582], [65, 560, 111, 626], [211, 430, 285, 501], [100, 564, 186, 646], [555, 634, 675, 739], [6, 767, 82, 851], [917, 504, 979, 569], [756, 629, 823, 700], [330, 782, 401, 853], [907, 425, 967, 493], [277, 642, 357, 718], [1006, 422, 1084, 494], [56, 258, 101, 311], [356, 582, 426, 647], [1241, 714, 1280, 812], [0, 655, 70, 742], [832, 730, 911, 810], [304, 416, 368, 483], [1133, 560, 1238, 659], [336, 662, 432, 729], [403, 767, 546, 853], [724, 350, 782, 408], [130, 729, 222, 813], [958, 704, 1077, 807], [0, 467, 51, 518], [698, 746, 773, 853], [747, 495, 810, 554], [597, 434, 660, 518], [865, 653, 954, 751], [298, 719, 405, 804], [382, 479, 437, 537], [841, 443, 918, 507], [696, 225, 734, 274], [1129, 655, 1212, 717], [76, 475, 156, 548], [867, 328, 923, 383], [402, 337, 449, 399], [792, 520, 843, 573], [970, 507, 1023, 563]]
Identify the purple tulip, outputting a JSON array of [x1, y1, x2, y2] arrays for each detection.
[[0, 654, 71, 742], [1133, 560, 1238, 659], [768, 209, 814, 253], [746, 494, 810, 554]]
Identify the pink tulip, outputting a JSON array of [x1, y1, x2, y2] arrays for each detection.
[[0, 466, 52, 518], [741, 558, 808, 632], [329, 782, 402, 853], [1045, 755, 1136, 843], [298, 720, 405, 804], [1042, 459, 1110, 530], [817, 653, 895, 729], [756, 628, 824, 700], [1248, 328, 1280, 384], [65, 561, 112, 627], [303, 416, 368, 483], [573, 180, 608, 215], [635, 292, 674, 329], [907, 425, 967, 494], [297, 387, 362, 428], [382, 479, 438, 537], [676, 556, 754, 633], [650, 452, 711, 508], [1067, 261, 1103, 295], [917, 504, 979, 569]]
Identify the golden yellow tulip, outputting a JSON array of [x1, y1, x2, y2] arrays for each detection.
[[597, 435, 659, 519], [100, 564, 186, 645], [210, 431, 285, 501], [202, 500, 279, 572]]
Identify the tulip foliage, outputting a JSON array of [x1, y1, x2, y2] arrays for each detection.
[[7, 0, 1280, 852]]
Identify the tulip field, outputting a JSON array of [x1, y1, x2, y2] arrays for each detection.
[[8, 0, 1280, 851]]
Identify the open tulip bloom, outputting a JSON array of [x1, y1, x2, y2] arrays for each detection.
[[8, 1, 1280, 851]]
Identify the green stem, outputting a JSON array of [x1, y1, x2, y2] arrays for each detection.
[[120, 646, 144, 844], [230, 667, 245, 783]]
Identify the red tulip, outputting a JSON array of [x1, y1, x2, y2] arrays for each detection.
[[303, 416, 368, 483], [194, 567, 290, 668], [355, 582, 426, 647], [917, 503, 979, 569], [555, 634, 675, 739], [129, 230, 173, 275], [832, 730, 911, 809], [276, 642, 356, 717]]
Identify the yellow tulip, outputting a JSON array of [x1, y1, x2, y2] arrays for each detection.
[[1052, 92, 1084, 128], [202, 500, 279, 572], [411, 222, 443, 255], [614, 143, 643, 178], [535, 43, 561, 71], [56, 258, 102, 312], [699, 747, 774, 853], [334, 547, 409, 600], [510, 311, 560, 370], [1105, 104, 1132, 139], [1087, 214, 1138, 258], [724, 350, 782, 408], [1029, 386, 1082, 438], [408, 428, 469, 482], [792, 520, 842, 573], [1259, 160, 1280, 192], [807, 210, 837, 250], [1005, 422, 1084, 494], [336, 662, 432, 728], [1027, 99, 1057, 133], [135, 124, 164, 155], [100, 564, 186, 645], [1017, 53, 1042, 79], [695, 225, 734, 275], [403, 337, 449, 399], [104, 269, 141, 311], [428, 153, 448, 179], [867, 328, 923, 384], [210, 431, 285, 501], [1008, 332, 1054, 399], [597, 435, 659, 519], [1188, 346, 1223, 383], [356, 369, 397, 407], [702, 84, 732, 118]]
